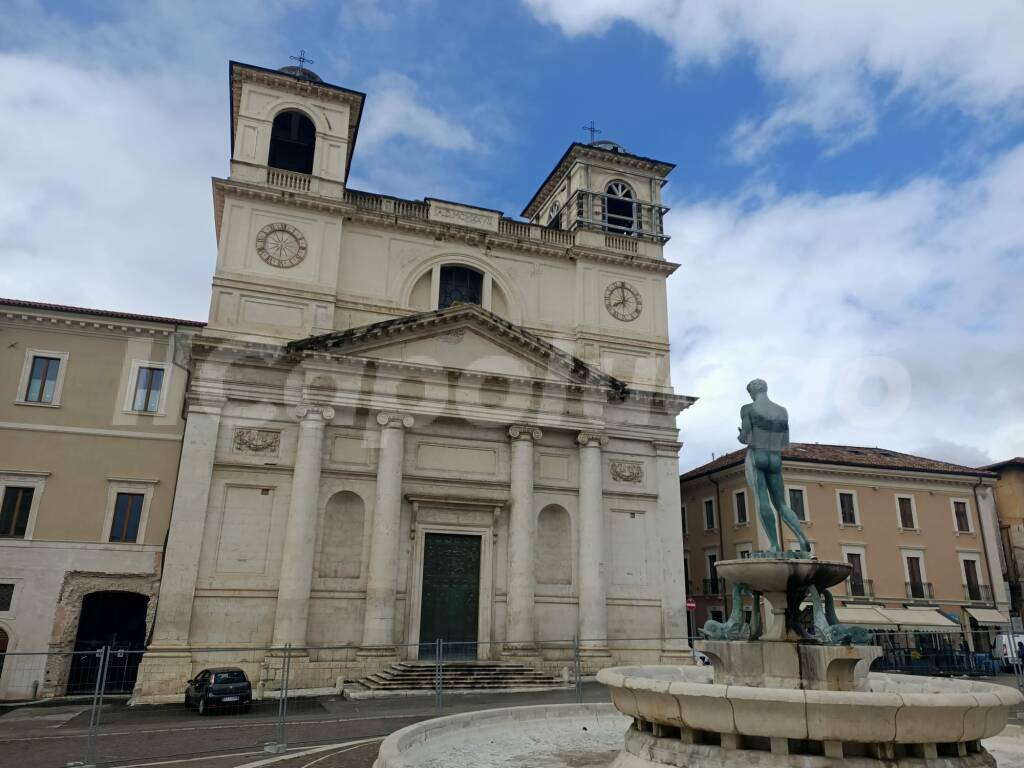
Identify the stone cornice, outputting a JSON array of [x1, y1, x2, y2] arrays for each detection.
[[688, 459, 997, 491], [212, 178, 679, 275]]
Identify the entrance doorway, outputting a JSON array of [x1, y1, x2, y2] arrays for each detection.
[[418, 533, 481, 660], [66, 591, 149, 694]]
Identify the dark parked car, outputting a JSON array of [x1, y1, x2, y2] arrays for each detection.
[[184, 667, 252, 714]]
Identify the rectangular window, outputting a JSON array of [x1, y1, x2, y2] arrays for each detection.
[[846, 552, 866, 596], [906, 555, 926, 598], [24, 356, 61, 404], [109, 493, 144, 543], [0, 583, 13, 611], [839, 492, 857, 525], [789, 488, 806, 521], [898, 496, 916, 529], [964, 559, 982, 600], [704, 499, 716, 530], [735, 491, 748, 524], [680, 504, 687, 536], [0, 487, 34, 538], [132, 366, 165, 412], [707, 553, 718, 582], [954, 501, 971, 532], [738, 547, 752, 559]]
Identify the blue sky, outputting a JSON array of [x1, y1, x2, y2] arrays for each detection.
[[1, 1, 1022, 469]]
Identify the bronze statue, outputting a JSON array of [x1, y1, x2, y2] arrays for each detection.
[[738, 379, 811, 554]]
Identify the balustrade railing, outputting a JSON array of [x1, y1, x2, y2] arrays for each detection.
[[906, 581, 934, 600], [267, 168, 312, 192], [964, 583, 992, 602]]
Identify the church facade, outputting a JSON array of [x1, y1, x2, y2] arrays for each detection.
[[137, 61, 694, 697]]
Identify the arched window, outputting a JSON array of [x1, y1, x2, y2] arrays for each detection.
[[604, 180, 635, 234], [0, 627, 8, 679], [318, 491, 365, 579], [547, 201, 562, 230], [438, 265, 483, 309], [536, 505, 572, 585], [268, 110, 316, 174]]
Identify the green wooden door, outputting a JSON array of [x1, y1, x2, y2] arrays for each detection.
[[418, 533, 481, 660]]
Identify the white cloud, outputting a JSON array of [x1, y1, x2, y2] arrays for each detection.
[[523, 0, 1024, 158], [667, 143, 1024, 469], [359, 72, 478, 153], [0, 2, 479, 317]]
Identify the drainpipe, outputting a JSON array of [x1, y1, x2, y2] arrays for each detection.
[[709, 473, 727, 617]]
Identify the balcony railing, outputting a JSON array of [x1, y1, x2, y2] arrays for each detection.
[[906, 581, 934, 600], [847, 577, 874, 598], [267, 167, 312, 192], [703, 578, 724, 596], [555, 189, 668, 242], [965, 583, 993, 602]]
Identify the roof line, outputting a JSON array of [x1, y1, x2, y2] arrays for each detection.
[[0, 297, 206, 327]]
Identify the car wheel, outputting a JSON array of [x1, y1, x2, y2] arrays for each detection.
[[198, 696, 208, 716]]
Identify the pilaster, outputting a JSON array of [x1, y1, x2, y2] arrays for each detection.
[[653, 439, 692, 663], [577, 431, 612, 661]]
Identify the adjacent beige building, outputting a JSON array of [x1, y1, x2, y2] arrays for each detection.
[[987, 457, 1024, 619], [680, 444, 1009, 646], [0, 298, 201, 698]]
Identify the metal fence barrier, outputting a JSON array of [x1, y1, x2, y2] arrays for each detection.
[[0, 631, 1018, 767]]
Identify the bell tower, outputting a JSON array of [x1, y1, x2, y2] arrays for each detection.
[[227, 61, 365, 201], [520, 140, 673, 245], [205, 62, 366, 342]]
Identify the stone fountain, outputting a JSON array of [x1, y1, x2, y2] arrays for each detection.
[[372, 381, 1022, 767], [597, 380, 1022, 767]]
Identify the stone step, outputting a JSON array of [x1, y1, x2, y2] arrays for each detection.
[[357, 661, 562, 692]]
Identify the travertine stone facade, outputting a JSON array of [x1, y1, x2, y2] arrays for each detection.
[[0, 300, 199, 699], [135, 61, 695, 698]]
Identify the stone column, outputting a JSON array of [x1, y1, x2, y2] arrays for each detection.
[[577, 431, 611, 658], [653, 440, 692, 663], [271, 404, 334, 648], [359, 411, 413, 656], [504, 425, 542, 656], [134, 396, 224, 701], [149, 396, 225, 647]]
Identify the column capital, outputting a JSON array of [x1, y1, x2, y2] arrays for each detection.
[[652, 440, 683, 458], [377, 411, 414, 429], [295, 403, 335, 422], [508, 424, 542, 442], [576, 431, 608, 448]]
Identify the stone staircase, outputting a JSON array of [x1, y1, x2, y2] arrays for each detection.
[[351, 661, 566, 695]]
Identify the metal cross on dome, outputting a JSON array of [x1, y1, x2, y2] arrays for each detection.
[[582, 120, 602, 143], [290, 49, 315, 68]]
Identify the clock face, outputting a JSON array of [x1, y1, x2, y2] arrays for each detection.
[[255, 223, 307, 268], [604, 280, 643, 321]]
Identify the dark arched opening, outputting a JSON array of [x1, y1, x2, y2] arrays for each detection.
[[268, 110, 316, 174], [66, 591, 149, 694], [438, 265, 483, 309], [0, 627, 8, 681], [604, 180, 635, 234]]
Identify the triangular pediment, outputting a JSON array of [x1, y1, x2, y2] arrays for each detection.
[[288, 304, 625, 391]]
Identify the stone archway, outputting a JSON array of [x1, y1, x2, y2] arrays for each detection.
[[42, 572, 159, 697]]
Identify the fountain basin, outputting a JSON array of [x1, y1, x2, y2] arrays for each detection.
[[599, 664, 1022, 764]]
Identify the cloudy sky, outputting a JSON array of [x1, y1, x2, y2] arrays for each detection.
[[1, 1, 1022, 470]]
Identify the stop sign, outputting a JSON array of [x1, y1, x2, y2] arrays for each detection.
[[686, 598, 697, 611]]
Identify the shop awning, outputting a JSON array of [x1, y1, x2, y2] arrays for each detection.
[[834, 606, 895, 627], [876, 608, 959, 628], [965, 607, 1011, 625]]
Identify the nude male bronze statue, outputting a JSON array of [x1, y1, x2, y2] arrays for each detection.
[[738, 379, 811, 554]]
